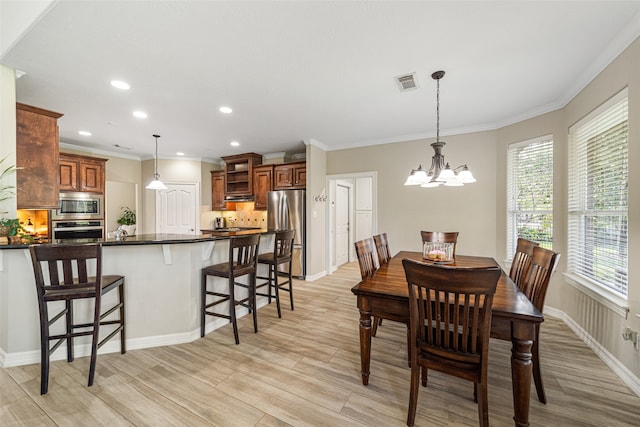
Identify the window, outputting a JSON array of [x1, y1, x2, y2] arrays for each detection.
[[568, 88, 628, 297], [507, 136, 553, 260]]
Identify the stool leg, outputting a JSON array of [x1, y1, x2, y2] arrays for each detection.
[[201, 272, 207, 337], [287, 261, 294, 310], [119, 280, 126, 354], [39, 304, 50, 395], [273, 264, 282, 318], [251, 271, 258, 333], [65, 300, 74, 362], [266, 263, 273, 304], [229, 275, 240, 345], [88, 295, 101, 386]]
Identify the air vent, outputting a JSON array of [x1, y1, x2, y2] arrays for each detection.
[[395, 73, 419, 92]]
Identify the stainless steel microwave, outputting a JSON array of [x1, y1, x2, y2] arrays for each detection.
[[51, 192, 103, 220]]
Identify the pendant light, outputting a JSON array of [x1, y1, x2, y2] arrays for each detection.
[[404, 70, 476, 187], [146, 134, 167, 190]]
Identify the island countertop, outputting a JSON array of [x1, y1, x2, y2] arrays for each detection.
[[0, 228, 272, 249]]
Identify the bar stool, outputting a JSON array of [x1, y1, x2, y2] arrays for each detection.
[[256, 229, 296, 317], [201, 234, 261, 344], [29, 243, 126, 395]]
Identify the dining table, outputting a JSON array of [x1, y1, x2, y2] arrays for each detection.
[[351, 251, 544, 427]]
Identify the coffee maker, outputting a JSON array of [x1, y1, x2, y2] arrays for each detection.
[[214, 217, 225, 229]]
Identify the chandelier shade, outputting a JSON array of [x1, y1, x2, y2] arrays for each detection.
[[146, 134, 167, 190], [405, 70, 475, 187]]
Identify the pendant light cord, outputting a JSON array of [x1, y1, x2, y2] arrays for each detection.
[[436, 77, 440, 143]]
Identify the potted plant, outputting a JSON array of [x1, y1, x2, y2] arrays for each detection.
[[0, 218, 29, 243], [117, 206, 136, 236]]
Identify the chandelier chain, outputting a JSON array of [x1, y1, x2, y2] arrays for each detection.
[[436, 77, 440, 143]]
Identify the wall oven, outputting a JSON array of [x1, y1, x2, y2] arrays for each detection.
[[52, 220, 104, 240], [51, 192, 103, 221]]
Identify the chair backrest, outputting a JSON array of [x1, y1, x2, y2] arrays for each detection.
[[229, 234, 261, 270], [373, 233, 391, 266], [420, 231, 459, 257], [274, 229, 295, 259], [509, 238, 539, 289], [402, 259, 501, 366], [354, 238, 377, 279], [520, 246, 560, 312], [30, 243, 103, 300]]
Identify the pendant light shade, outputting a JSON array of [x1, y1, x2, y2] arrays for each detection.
[[146, 134, 167, 190], [405, 70, 476, 188]]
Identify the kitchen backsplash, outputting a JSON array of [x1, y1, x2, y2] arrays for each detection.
[[201, 202, 267, 230]]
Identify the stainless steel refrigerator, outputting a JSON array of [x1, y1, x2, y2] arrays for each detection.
[[267, 189, 306, 278]]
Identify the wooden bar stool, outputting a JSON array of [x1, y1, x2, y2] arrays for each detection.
[[201, 234, 260, 344], [256, 229, 296, 317], [29, 243, 126, 395]]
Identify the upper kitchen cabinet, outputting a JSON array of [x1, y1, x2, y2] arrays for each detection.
[[273, 161, 306, 190], [16, 103, 63, 209], [59, 153, 106, 193], [253, 164, 274, 210], [221, 153, 262, 197], [210, 170, 226, 210]]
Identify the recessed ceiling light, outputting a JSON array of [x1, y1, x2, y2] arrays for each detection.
[[230, 141, 240, 147], [78, 130, 92, 136], [219, 106, 233, 114], [133, 111, 147, 119], [110, 80, 130, 90], [176, 152, 184, 156]]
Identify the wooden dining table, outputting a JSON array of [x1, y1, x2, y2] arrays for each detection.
[[351, 251, 544, 427]]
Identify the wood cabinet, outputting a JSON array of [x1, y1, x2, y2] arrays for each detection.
[[253, 165, 274, 210], [221, 153, 262, 197], [16, 103, 63, 209], [274, 161, 306, 190], [59, 153, 106, 193], [210, 170, 226, 210]]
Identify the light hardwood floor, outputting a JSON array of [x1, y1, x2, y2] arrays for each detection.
[[2, 262, 640, 426]]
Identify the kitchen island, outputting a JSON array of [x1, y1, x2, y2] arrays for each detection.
[[0, 230, 274, 368]]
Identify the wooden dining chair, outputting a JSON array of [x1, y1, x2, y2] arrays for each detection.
[[373, 233, 391, 266], [256, 229, 296, 317], [520, 245, 560, 404], [403, 258, 501, 427], [420, 231, 459, 257], [29, 243, 126, 395], [354, 238, 377, 279], [201, 234, 261, 344], [509, 237, 539, 289]]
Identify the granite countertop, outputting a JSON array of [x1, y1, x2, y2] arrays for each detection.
[[0, 229, 272, 249]]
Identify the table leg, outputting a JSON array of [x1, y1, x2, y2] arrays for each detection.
[[511, 322, 535, 427], [357, 296, 372, 385]]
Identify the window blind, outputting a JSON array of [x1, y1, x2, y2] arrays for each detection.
[[568, 89, 628, 296], [506, 137, 553, 260]]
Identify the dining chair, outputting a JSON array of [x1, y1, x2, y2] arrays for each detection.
[[201, 234, 261, 344], [256, 229, 296, 317], [29, 243, 126, 395], [509, 237, 539, 289], [520, 245, 560, 404], [402, 258, 501, 427], [420, 231, 459, 257], [373, 233, 391, 266], [354, 237, 385, 336]]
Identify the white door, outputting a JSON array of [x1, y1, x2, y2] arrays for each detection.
[[156, 183, 198, 234], [335, 183, 350, 266]]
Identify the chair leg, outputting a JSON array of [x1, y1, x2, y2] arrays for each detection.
[[372, 317, 379, 337], [119, 280, 126, 354], [533, 327, 547, 403], [406, 361, 421, 426], [273, 265, 282, 318], [477, 381, 489, 427], [88, 295, 101, 386], [201, 272, 207, 337], [229, 275, 240, 345]]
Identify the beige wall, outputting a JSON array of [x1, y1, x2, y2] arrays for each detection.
[[306, 141, 327, 278], [326, 130, 498, 257]]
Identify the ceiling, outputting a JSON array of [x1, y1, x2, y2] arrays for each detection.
[[2, 1, 640, 162]]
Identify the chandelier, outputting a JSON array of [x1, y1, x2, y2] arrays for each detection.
[[404, 70, 476, 187], [146, 134, 167, 190]]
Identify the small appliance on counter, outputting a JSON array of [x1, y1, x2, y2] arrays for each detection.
[[214, 217, 225, 229]]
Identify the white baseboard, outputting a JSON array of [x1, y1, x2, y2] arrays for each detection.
[[545, 305, 640, 397]]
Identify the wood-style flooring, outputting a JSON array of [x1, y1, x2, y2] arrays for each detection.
[[2, 262, 640, 426]]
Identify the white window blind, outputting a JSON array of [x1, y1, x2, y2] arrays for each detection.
[[506, 136, 553, 260], [568, 88, 628, 297]]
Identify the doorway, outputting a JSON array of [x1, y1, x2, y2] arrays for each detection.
[[335, 181, 351, 267], [156, 183, 199, 234]]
